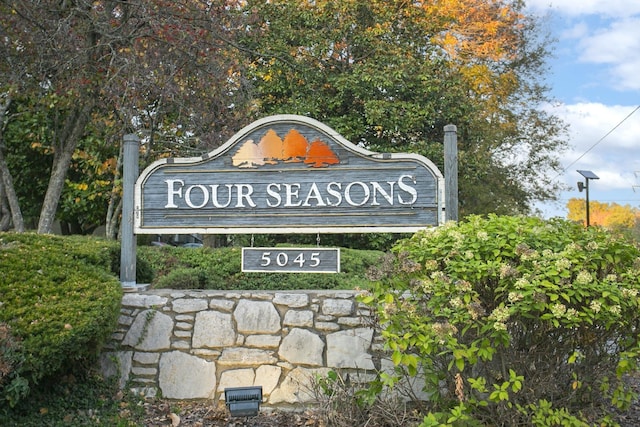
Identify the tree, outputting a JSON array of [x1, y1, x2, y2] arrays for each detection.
[[567, 197, 638, 229], [0, 0, 253, 235], [239, 0, 568, 215]]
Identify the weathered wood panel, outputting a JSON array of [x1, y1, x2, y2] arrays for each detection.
[[135, 115, 444, 234]]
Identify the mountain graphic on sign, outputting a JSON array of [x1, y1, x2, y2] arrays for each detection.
[[232, 128, 340, 168]]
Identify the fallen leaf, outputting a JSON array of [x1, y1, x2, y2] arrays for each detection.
[[169, 412, 181, 426]]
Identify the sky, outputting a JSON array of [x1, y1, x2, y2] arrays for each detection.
[[524, 0, 640, 218]]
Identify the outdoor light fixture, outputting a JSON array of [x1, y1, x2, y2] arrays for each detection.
[[577, 170, 599, 227], [224, 386, 262, 418]]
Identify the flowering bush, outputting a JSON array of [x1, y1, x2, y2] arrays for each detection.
[[362, 215, 640, 426]]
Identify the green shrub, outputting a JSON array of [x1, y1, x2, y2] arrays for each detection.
[[362, 215, 640, 426], [0, 233, 122, 408], [0, 323, 24, 390], [139, 245, 384, 290], [155, 267, 208, 289]]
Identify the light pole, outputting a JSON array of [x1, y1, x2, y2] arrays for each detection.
[[577, 170, 599, 227]]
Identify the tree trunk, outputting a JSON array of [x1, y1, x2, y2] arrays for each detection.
[[105, 136, 124, 240], [37, 101, 94, 234], [0, 94, 25, 232], [0, 153, 24, 232]]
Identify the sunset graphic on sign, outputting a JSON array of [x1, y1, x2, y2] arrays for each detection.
[[232, 129, 340, 168]]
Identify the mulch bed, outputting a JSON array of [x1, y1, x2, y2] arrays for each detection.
[[138, 374, 640, 427], [139, 400, 321, 426]]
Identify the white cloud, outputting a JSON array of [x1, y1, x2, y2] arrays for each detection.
[[560, 22, 589, 39], [536, 102, 640, 218], [526, 0, 640, 17], [552, 103, 640, 191], [577, 18, 640, 90]]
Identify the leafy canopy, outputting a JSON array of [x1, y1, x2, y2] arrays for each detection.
[[240, 0, 568, 216]]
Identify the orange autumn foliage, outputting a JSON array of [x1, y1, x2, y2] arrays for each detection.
[[566, 198, 638, 229], [421, 0, 524, 62]]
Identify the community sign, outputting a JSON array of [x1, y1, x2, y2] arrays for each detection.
[[134, 115, 444, 234]]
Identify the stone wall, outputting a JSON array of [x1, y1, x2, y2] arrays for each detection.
[[101, 289, 389, 408]]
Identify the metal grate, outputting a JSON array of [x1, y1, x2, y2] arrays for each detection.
[[224, 386, 262, 417]]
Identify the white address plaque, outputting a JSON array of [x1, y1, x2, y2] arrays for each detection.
[[241, 248, 340, 273]]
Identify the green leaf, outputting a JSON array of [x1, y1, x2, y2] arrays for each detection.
[[391, 350, 402, 366]]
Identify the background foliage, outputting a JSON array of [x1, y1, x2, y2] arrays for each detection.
[[139, 244, 384, 291], [1, 0, 569, 238], [364, 215, 640, 426]]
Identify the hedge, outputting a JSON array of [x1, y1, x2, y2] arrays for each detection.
[[0, 233, 122, 408]]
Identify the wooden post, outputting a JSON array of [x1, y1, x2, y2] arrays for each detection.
[[120, 134, 138, 290], [444, 124, 458, 222]]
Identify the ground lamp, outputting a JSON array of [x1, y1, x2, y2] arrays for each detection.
[[224, 386, 262, 418], [577, 170, 599, 227]]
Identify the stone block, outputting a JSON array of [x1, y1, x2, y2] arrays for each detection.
[[176, 322, 193, 330], [244, 335, 281, 349], [172, 341, 191, 350], [100, 351, 132, 389], [131, 367, 157, 376], [322, 299, 354, 316], [122, 310, 173, 351], [314, 322, 340, 331], [326, 328, 374, 369], [133, 352, 160, 364], [159, 351, 216, 399], [192, 311, 235, 348], [273, 293, 308, 307], [218, 348, 278, 366], [337, 316, 363, 326], [234, 300, 281, 334], [217, 368, 255, 393], [173, 298, 208, 313], [283, 310, 314, 327], [122, 294, 168, 308], [210, 299, 235, 311], [268, 367, 329, 404], [255, 365, 282, 396], [279, 328, 324, 366]]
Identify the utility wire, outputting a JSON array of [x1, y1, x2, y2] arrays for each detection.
[[553, 104, 640, 180]]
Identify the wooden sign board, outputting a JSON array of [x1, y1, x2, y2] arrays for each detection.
[[242, 247, 340, 273], [135, 115, 444, 234]]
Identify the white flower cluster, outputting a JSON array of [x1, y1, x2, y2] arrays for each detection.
[[574, 271, 593, 286], [424, 259, 438, 271], [550, 303, 566, 318], [554, 258, 571, 270], [450, 297, 463, 308], [490, 306, 510, 322], [456, 280, 472, 293], [508, 291, 524, 303], [514, 277, 530, 289], [499, 264, 517, 279]]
